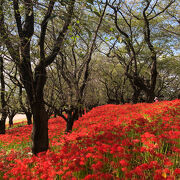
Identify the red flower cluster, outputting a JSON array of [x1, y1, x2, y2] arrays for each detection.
[[0, 99, 179, 179]]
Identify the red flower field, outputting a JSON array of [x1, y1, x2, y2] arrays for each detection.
[[0, 100, 180, 180]]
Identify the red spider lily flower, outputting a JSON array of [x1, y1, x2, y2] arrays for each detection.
[[132, 139, 140, 144], [0, 99, 179, 179], [119, 159, 128, 167], [133, 166, 144, 176], [149, 161, 159, 169], [174, 168, 180, 175], [91, 161, 104, 171], [168, 130, 180, 139], [164, 159, 173, 167]]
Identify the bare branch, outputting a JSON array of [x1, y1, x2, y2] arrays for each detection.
[[149, 0, 175, 21], [80, 0, 108, 97]]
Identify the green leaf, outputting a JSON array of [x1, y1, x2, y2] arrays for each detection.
[[109, 27, 114, 32], [105, 37, 109, 41], [110, 36, 115, 40], [68, 25, 73, 31]]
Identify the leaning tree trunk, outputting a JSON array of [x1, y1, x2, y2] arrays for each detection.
[[31, 102, 49, 155]]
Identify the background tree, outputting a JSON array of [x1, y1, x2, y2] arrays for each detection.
[[44, 0, 108, 133], [99, 0, 176, 103], [156, 54, 180, 100]]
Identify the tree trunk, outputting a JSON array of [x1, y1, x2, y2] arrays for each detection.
[[0, 56, 7, 134], [65, 110, 78, 133], [31, 103, 49, 155], [25, 112, 32, 125], [8, 110, 16, 128], [9, 118, 13, 128], [54, 110, 57, 118], [0, 112, 7, 134], [65, 118, 74, 133], [132, 88, 141, 104], [0, 120, 5, 134], [9, 115, 14, 128], [146, 91, 155, 103]]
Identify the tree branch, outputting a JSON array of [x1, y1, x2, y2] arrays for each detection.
[[13, 0, 23, 38], [40, 0, 55, 61], [23, 0, 34, 38], [80, 0, 108, 97], [149, 0, 175, 21], [0, 2, 19, 62], [43, 0, 76, 67]]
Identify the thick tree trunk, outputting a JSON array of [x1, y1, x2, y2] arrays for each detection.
[[25, 112, 32, 125], [31, 103, 49, 155], [0, 120, 5, 134]]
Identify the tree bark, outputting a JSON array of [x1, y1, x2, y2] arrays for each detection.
[[65, 118, 74, 133], [31, 102, 48, 155], [146, 90, 155, 103], [8, 110, 16, 128], [65, 108, 79, 133], [9, 117, 13, 128], [0, 56, 7, 134], [25, 112, 32, 125], [132, 88, 141, 104], [0, 112, 7, 134]]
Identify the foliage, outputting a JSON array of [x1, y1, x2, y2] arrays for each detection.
[[0, 100, 180, 179]]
